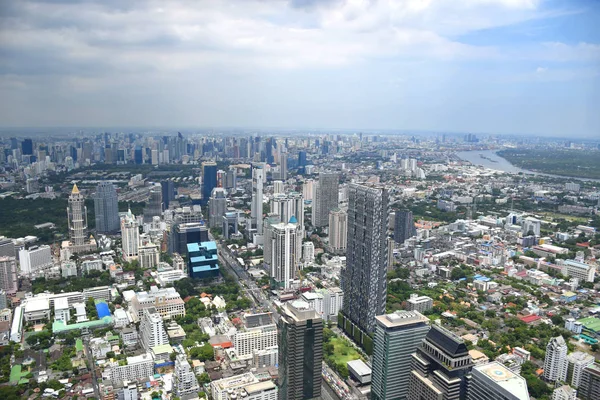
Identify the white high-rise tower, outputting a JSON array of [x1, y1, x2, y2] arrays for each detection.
[[544, 336, 568, 383], [251, 163, 265, 236], [121, 208, 140, 261], [268, 220, 298, 289], [67, 184, 87, 246]]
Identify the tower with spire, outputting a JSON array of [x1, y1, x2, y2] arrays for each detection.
[[67, 184, 87, 247]]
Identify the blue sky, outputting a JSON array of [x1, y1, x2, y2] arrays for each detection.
[[0, 0, 598, 137]]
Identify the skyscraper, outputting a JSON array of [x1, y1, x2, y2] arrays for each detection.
[[270, 192, 304, 261], [0, 256, 18, 294], [144, 185, 163, 223], [201, 161, 218, 205], [298, 151, 307, 167], [161, 180, 175, 210], [312, 173, 339, 228], [371, 311, 430, 400], [140, 306, 168, 350], [341, 183, 389, 339], [394, 209, 417, 244], [280, 152, 288, 180], [328, 208, 347, 253], [544, 336, 568, 382], [407, 324, 473, 400], [67, 184, 88, 247], [251, 163, 265, 236], [94, 182, 119, 234], [208, 187, 227, 228], [278, 300, 323, 400], [21, 138, 33, 155], [467, 362, 530, 400], [266, 220, 298, 289], [579, 363, 600, 400], [121, 208, 140, 261], [174, 354, 200, 399]]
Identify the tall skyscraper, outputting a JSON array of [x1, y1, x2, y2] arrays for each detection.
[[579, 363, 600, 400], [208, 187, 227, 228], [174, 354, 200, 399], [121, 208, 140, 261], [0, 256, 18, 294], [144, 185, 163, 223], [328, 208, 347, 253], [161, 180, 175, 210], [298, 151, 307, 167], [201, 161, 218, 205], [394, 209, 417, 244], [544, 336, 568, 382], [251, 163, 265, 236], [312, 173, 339, 228], [280, 152, 288, 180], [407, 324, 473, 400], [21, 138, 33, 155], [467, 362, 530, 400], [94, 182, 119, 233], [266, 220, 298, 289], [270, 192, 304, 261], [341, 183, 389, 339], [371, 311, 430, 400], [278, 300, 323, 400], [67, 184, 88, 246]]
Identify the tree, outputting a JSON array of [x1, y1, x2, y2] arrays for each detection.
[[197, 372, 211, 385], [591, 343, 599, 352]]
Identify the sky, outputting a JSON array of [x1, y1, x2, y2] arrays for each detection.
[[0, 0, 599, 137]]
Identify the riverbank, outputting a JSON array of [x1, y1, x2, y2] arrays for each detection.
[[497, 149, 600, 180]]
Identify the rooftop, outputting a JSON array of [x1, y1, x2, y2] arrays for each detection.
[[376, 310, 429, 329], [473, 362, 530, 400], [347, 359, 371, 377]]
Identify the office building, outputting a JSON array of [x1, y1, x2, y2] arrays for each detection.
[[225, 167, 237, 190], [140, 306, 168, 350], [467, 362, 530, 400], [94, 182, 120, 233], [138, 243, 159, 270], [209, 187, 228, 228], [143, 186, 163, 223], [130, 287, 185, 321], [567, 351, 595, 388], [371, 311, 430, 400], [18, 245, 53, 276], [328, 208, 347, 252], [341, 183, 389, 339], [67, 184, 88, 247], [161, 180, 175, 210], [544, 336, 568, 382], [522, 217, 541, 237], [579, 363, 600, 400], [406, 294, 434, 313], [408, 324, 473, 400], [266, 220, 298, 289], [187, 241, 219, 280], [394, 209, 416, 244], [173, 354, 200, 399], [0, 256, 18, 294], [21, 138, 33, 155], [222, 212, 239, 240], [251, 163, 265, 235], [558, 259, 596, 282], [312, 173, 339, 228], [202, 161, 218, 205], [280, 153, 288, 180], [234, 323, 278, 357], [120, 209, 140, 261], [169, 222, 209, 256], [0, 238, 15, 258], [278, 300, 323, 400]]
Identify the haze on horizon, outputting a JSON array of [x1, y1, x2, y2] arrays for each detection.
[[0, 0, 599, 138]]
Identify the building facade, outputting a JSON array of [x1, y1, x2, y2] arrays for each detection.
[[0, 256, 18, 294], [120, 209, 140, 261], [394, 209, 416, 244], [67, 184, 88, 247], [328, 208, 347, 253], [312, 173, 339, 228], [267, 221, 298, 290], [94, 182, 120, 233], [544, 336, 568, 382]]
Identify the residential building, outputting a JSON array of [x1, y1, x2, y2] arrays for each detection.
[[406, 294, 433, 313], [407, 324, 473, 400], [138, 242, 159, 270], [94, 182, 120, 233], [18, 245, 52, 276], [251, 163, 265, 235], [140, 307, 168, 350], [278, 300, 323, 400], [567, 352, 595, 388], [341, 183, 389, 338], [109, 353, 154, 384], [0, 256, 18, 294], [266, 220, 298, 289], [270, 192, 304, 261], [0, 238, 15, 258], [558, 259, 596, 282], [130, 287, 185, 321], [467, 362, 530, 400], [371, 311, 430, 400], [211, 373, 259, 400], [394, 209, 416, 244], [544, 336, 568, 383], [174, 354, 200, 399], [328, 208, 347, 252], [120, 209, 139, 261], [552, 385, 577, 400], [312, 173, 339, 228], [579, 363, 600, 400], [233, 323, 278, 357], [302, 241, 315, 264]]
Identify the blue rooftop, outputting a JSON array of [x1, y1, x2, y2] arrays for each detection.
[[289, 215, 298, 224], [187, 241, 217, 252], [95, 301, 111, 319]]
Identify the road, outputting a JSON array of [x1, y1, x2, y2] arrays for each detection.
[[83, 338, 101, 399]]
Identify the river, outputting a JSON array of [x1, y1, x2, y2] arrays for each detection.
[[455, 150, 600, 183]]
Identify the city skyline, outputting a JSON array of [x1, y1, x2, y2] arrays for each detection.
[[0, 0, 599, 137]]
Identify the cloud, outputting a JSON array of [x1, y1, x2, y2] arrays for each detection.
[[536, 66, 547, 73]]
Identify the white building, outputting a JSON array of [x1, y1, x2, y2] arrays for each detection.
[[406, 293, 433, 313], [544, 336, 568, 383], [138, 243, 159, 270], [130, 286, 185, 321], [121, 209, 140, 261], [108, 353, 154, 384], [54, 297, 70, 323], [233, 324, 278, 357], [552, 385, 577, 400], [558, 259, 596, 283], [140, 307, 168, 350], [113, 308, 130, 328], [18, 245, 53, 276], [566, 351, 595, 388], [23, 297, 50, 323], [267, 221, 298, 290], [253, 347, 278, 368], [564, 318, 583, 334], [301, 292, 324, 317], [302, 241, 315, 264], [211, 372, 259, 400], [83, 286, 111, 302], [467, 362, 530, 400], [522, 217, 541, 236], [173, 354, 200, 398]]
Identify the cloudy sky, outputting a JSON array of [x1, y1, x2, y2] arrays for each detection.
[[0, 0, 599, 137]]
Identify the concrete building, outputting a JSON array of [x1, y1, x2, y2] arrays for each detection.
[[328, 208, 347, 253], [222, 212, 239, 240], [120, 209, 139, 261], [552, 385, 577, 400], [138, 242, 159, 270], [302, 241, 315, 264], [130, 287, 185, 321], [187, 241, 219, 280], [251, 163, 265, 236], [67, 184, 88, 247], [278, 300, 323, 400], [406, 294, 434, 313], [143, 185, 162, 223], [567, 351, 595, 388], [559, 259, 596, 283], [18, 245, 52, 276], [467, 362, 530, 400], [173, 353, 200, 399], [371, 311, 430, 400], [312, 172, 339, 228], [544, 336, 568, 383], [109, 353, 154, 384], [394, 210, 416, 244], [579, 363, 600, 400], [211, 373, 259, 400], [233, 323, 278, 357], [341, 183, 389, 338], [140, 306, 168, 350], [209, 187, 228, 228], [266, 221, 298, 289], [0, 256, 18, 294], [94, 182, 120, 234], [408, 324, 473, 400], [0, 238, 15, 258]]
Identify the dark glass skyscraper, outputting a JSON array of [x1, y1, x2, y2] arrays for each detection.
[[278, 300, 323, 400], [21, 138, 33, 155], [143, 186, 163, 223], [201, 161, 217, 205], [394, 209, 417, 244], [134, 146, 143, 164], [341, 183, 389, 342], [161, 180, 175, 210], [94, 182, 120, 233]]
